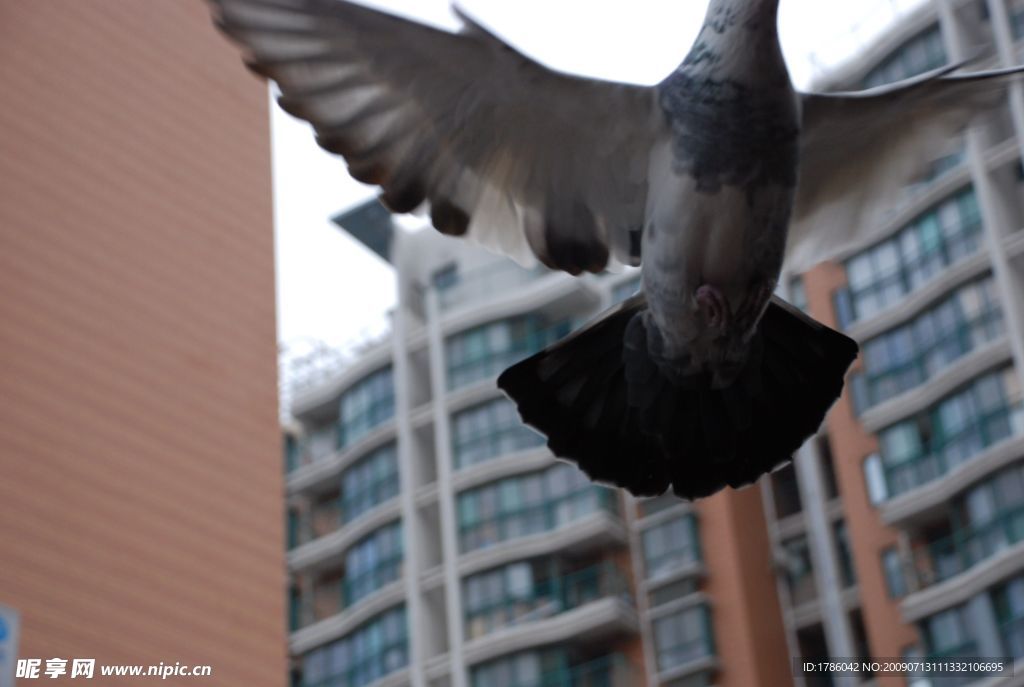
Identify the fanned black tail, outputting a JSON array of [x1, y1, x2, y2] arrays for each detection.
[[497, 294, 858, 500]]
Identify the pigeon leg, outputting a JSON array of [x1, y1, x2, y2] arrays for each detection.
[[696, 284, 730, 331]]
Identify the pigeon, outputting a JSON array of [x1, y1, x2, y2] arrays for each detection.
[[208, 0, 1024, 499]]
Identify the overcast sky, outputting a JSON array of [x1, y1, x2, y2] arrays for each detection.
[[272, 0, 929, 361]]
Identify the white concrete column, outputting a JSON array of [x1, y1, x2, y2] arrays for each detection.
[[424, 287, 468, 687], [392, 289, 427, 687], [794, 440, 859, 687]]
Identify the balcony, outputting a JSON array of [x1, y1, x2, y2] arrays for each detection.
[[880, 403, 1024, 501], [289, 485, 401, 553], [907, 505, 1024, 590], [465, 561, 631, 640], [548, 654, 633, 687], [459, 486, 619, 555]]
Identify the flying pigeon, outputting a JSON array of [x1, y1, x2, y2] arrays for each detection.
[[209, 0, 1024, 499]]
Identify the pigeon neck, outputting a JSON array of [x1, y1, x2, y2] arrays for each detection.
[[681, 0, 785, 83]]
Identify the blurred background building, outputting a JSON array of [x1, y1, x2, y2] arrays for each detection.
[[0, 3, 285, 685], [282, 2, 1024, 687], [769, 0, 1024, 685]]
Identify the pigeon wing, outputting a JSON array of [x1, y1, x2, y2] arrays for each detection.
[[210, 0, 664, 274], [788, 62, 1024, 272]]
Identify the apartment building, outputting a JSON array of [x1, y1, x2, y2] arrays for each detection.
[[0, 3, 284, 686]]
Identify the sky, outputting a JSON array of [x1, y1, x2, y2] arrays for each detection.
[[271, 0, 930, 363]]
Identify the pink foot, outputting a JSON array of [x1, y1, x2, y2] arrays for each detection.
[[696, 284, 730, 331]]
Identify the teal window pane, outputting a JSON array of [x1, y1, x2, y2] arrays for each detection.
[[339, 367, 395, 449], [341, 443, 400, 523], [301, 606, 407, 687]]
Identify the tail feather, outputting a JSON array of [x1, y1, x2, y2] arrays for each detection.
[[498, 294, 858, 500]]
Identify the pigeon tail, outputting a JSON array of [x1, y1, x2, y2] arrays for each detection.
[[497, 295, 858, 500]]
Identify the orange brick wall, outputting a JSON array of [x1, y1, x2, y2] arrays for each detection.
[[0, 2, 283, 685], [699, 487, 793, 687]]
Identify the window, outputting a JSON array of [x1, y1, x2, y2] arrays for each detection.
[[446, 317, 570, 390], [301, 606, 407, 687], [994, 575, 1024, 657], [451, 398, 543, 469], [464, 561, 543, 639], [920, 464, 1024, 586], [782, 536, 816, 605], [284, 434, 300, 473], [654, 605, 714, 672], [835, 521, 856, 587], [863, 25, 946, 88], [343, 521, 403, 606], [643, 515, 700, 579], [341, 443, 399, 522], [863, 454, 888, 504], [471, 650, 615, 687], [462, 559, 623, 639], [304, 424, 338, 465], [882, 547, 907, 598], [922, 606, 974, 658], [877, 368, 1022, 498], [771, 463, 803, 518], [457, 463, 613, 552], [840, 189, 983, 324], [338, 367, 395, 449]]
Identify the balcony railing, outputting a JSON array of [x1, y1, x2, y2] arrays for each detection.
[[909, 505, 1024, 589], [289, 481, 401, 551], [547, 654, 632, 687], [464, 562, 631, 640], [454, 424, 545, 470], [882, 403, 1023, 499], [447, 320, 572, 391], [460, 487, 618, 553], [855, 307, 1004, 412]]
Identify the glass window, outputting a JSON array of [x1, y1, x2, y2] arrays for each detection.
[[301, 606, 407, 687], [643, 515, 700, 579], [451, 398, 543, 469], [344, 521, 403, 606], [922, 606, 973, 657], [654, 605, 714, 672], [843, 189, 983, 326], [863, 25, 946, 88], [341, 443, 399, 523], [339, 367, 395, 449], [446, 317, 571, 390], [457, 463, 613, 552], [882, 547, 907, 598]]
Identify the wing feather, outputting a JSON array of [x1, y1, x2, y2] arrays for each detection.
[[209, 0, 663, 273], [789, 62, 1024, 271]]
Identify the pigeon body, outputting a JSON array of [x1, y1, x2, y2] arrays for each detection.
[[209, 0, 1024, 498], [644, 0, 798, 385]]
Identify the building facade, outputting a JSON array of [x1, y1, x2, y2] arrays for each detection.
[[0, 3, 284, 685], [285, 203, 794, 687], [284, 2, 1024, 687], [768, 1, 1024, 686]]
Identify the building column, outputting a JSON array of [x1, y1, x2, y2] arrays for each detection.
[[392, 293, 427, 687], [794, 440, 859, 687], [424, 288, 469, 687]]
